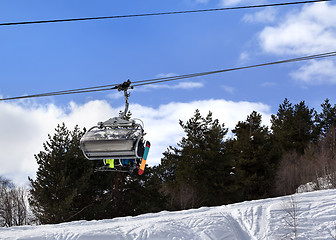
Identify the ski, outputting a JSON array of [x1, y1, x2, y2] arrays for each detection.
[[138, 141, 150, 175]]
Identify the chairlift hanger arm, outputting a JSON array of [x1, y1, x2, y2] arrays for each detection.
[[116, 80, 133, 119]]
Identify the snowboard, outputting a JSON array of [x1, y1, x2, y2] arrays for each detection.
[[138, 141, 151, 175]]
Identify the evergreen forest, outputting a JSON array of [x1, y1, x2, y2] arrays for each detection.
[[3, 98, 336, 225]]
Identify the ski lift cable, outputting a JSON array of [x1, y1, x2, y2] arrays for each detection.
[[0, 84, 120, 101], [131, 51, 336, 87], [1, 51, 336, 101], [0, 0, 332, 27]]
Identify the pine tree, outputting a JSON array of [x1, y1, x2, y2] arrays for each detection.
[[201, 112, 235, 205], [272, 99, 319, 195], [271, 99, 316, 154], [316, 99, 336, 136], [111, 167, 166, 217], [158, 109, 233, 209], [227, 111, 278, 200], [28, 124, 97, 223], [316, 99, 336, 155], [271, 98, 295, 152]]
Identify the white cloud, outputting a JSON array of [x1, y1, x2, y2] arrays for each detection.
[[219, 0, 265, 7], [239, 52, 249, 61], [243, 7, 277, 23], [176, 81, 204, 89], [0, 99, 271, 186], [221, 85, 235, 94], [290, 59, 336, 84], [141, 73, 204, 90], [107, 91, 123, 100], [155, 73, 178, 79], [139, 81, 204, 90], [258, 2, 336, 84], [0, 100, 116, 186], [238, 51, 252, 64], [259, 2, 336, 55]]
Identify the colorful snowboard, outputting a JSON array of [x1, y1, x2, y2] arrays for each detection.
[[138, 141, 151, 175]]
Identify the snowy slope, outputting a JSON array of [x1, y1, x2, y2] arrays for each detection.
[[1, 189, 336, 240]]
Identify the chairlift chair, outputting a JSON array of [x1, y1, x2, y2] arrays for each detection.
[[80, 80, 146, 172]]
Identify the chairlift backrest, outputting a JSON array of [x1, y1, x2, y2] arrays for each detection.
[[80, 117, 144, 160]]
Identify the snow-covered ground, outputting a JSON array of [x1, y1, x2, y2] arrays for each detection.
[[1, 189, 336, 240]]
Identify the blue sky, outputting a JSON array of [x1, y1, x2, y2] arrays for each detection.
[[1, 0, 336, 184]]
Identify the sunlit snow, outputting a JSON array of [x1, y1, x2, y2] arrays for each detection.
[[1, 189, 336, 239]]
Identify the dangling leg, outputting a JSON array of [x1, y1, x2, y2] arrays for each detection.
[[121, 159, 130, 166], [105, 159, 115, 168], [128, 159, 136, 174]]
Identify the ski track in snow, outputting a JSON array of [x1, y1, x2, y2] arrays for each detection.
[[1, 189, 336, 240]]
